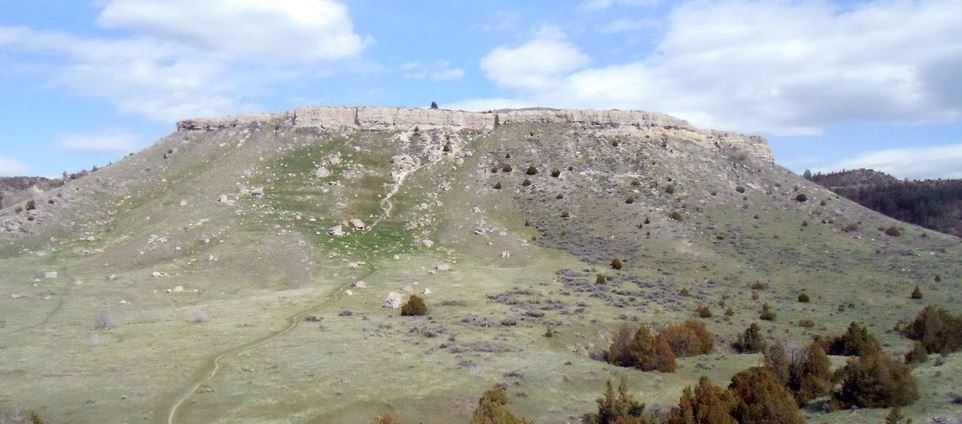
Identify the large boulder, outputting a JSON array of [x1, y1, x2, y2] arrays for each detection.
[[383, 291, 403, 309], [348, 219, 366, 230], [315, 166, 332, 178], [328, 225, 345, 237]]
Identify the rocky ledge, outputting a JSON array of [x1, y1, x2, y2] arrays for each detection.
[[177, 106, 773, 162]]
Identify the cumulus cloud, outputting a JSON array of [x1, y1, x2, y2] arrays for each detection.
[[97, 0, 364, 62], [467, 0, 962, 135], [819, 143, 962, 180], [401, 60, 465, 81], [0, 0, 366, 122], [480, 35, 589, 91], [56, 133, 140, 153], [0, 155, 29, 177]]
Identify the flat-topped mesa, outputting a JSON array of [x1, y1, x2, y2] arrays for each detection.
[[176, 106, 773, 162]]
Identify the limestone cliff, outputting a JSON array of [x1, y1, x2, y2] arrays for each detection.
[[177, 107, 774, 162]]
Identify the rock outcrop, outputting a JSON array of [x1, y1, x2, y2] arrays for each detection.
[[177, 107, 774, 162]]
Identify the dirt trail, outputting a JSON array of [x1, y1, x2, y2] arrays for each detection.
[[366, 160, 424, 232], [161, 275, 362, 424]]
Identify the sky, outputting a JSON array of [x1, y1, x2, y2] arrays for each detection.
[[1, 0, 961, 179]]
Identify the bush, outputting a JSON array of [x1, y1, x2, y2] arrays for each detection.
[[611, 258, 623, 270], [750, 282, 766, 290], [608, 324, 637, 367], [724, 307, 734, 317], [472, 387, 532, 424], [797, 293, 810, 303], [736, 186, 745, 193], [735, 323, 766, 353], [789, 342, 832, 405], [502, 164, 513, 173], [550, 168, 561, 177], [660, 319, 713, 357], [525, 165, 538, 175], [493, 182, 502, 190], [884, 226, 901, 237], [826, 322, 881, 356], [759, 304, 776, 321], [95, 310, 115, 330], [795, 194, 808, 202], [901, 305, 962, 354], [667, 376, 738, 424], [669, 211, 683, 221], [798, 319, 815, 328], [665, 184, 676, 194], [885, 407, 907, 424], [910, 285, 922, 299], [401, 295, 427, 316], [521, 179, 531, 187], [833, 352, 919, 408], [729, 368, 806, 424], [904, 342, 928, 365], [696, 305, 712, 318], [586, 377, 649, 424], [372, 413, 401, 424], [25, 200, 36, 211]]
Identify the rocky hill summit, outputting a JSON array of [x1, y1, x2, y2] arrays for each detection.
[[1, 106, 960, 424]]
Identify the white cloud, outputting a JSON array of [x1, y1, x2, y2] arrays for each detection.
[[819, 143, 962, 180], [0, 155, 29, 177], [582, 0, 662, 11], [97, 0, 365, 62], [467, 0, 962, 135], [401, 60, 465, 81], [56, 133, 140, 153], [480, 35, 589, 91], [0, 0, 366, 122], [601, 18, 659, 33]]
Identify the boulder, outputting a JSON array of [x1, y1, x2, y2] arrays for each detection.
[[250, 187, 264, 197], [43, 271, 58, 279], [435, 263, 451, 272], [383, 291, 403, 309], [328, 225, 345, 237], [352, 281, 367, 289], [172, 285, 184, 293], [348, 219, 366, 230], [315, 166, 332, 178], [421, 239, 434, 248]]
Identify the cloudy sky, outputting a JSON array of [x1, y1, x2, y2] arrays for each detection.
[[1, 0, 961, 179]]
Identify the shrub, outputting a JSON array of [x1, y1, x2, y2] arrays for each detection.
[[884, 226, 901, 237], [934, 274, 941, 282], [502, 164, 513, 173], [798, 319, 815, 328], [669, 211, 683, 221], [608, 324, 637, 367], [521, 179, 531, 187], [625, 197, 635, 204], [750, 282, 766, 290], [667, 376, 738, 424], [586, 377, 648, 424], [525, 165, 538, 175], [885, 407, 907, 424], [833, 352, 919, 408], [472, 387, 532, 424], [729, 367, 805, 424], [795, 194, 808, 202], [401, 295, 427, 316], [901, 305, 962, 354], [910, 285, 922, 299], [95, 310, 115, 330], [724, 307, 734, 317], [596, 274, 607, 285], [25, 200, 36, 211], [652, 335, 678, 373], [736, 186, 745, 193], [904, 342, 928, 365], [611, 258, 623, 270], [550, 168, 561, 177], [561, 210, 570, 218], [789, 342, 832, 405], [759, 304, 776, 321], [372, 413, 401, 424], [826, 322, 881, 356], [763, 341, 791, 386], [735, 323, 766, 353], [665, 184, 676, 194], [696, 305, 712, 318], [660, 319, 713, 357], [797, 293, 810, 303], [493, 182, 502, 190]]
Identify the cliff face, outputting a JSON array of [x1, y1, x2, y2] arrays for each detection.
[[177, 106, 774, 162]]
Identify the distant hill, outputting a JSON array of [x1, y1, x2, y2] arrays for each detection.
[[807, 168, 962, 237]]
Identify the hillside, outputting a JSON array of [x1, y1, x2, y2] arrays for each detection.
[[808, 169, 962, 237], [1, 107, 960, 424]]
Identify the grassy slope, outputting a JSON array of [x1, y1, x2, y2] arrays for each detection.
[[0, 122, 959, 423]]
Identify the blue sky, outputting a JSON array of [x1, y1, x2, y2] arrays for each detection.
[[1, 0, 961, 179]]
